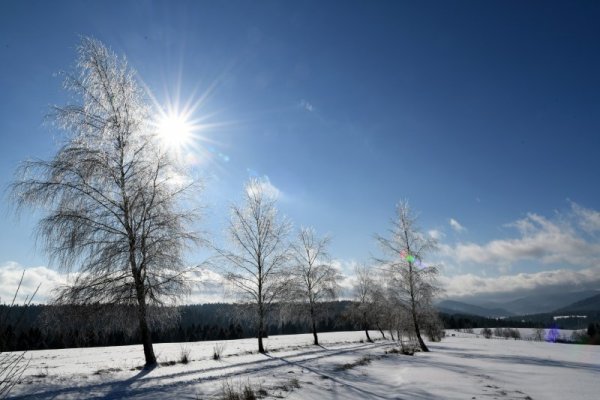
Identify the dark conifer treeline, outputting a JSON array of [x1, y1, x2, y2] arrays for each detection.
[[440, 311, 600, 331], [2, 303, 599, 352], [0, 302, 356, 351]]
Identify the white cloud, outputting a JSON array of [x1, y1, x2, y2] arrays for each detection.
[[442, 209, 600, 268], [0, 262, 231, 305], [0, 261, 66, 304], [246, 175, 281, 199], [449, 218, 466, 232], [440, 265, 600, 298], [428, 229, 445, 240], [299, 99, 315, 112], [571, 201, 600, 234], [185, 268, 228, 304], [329, 259, 360, 299]]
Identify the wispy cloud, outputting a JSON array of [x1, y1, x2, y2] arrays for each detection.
[[571, 201, 600, 234], [441, 203, 600, 268], [449, 218, 466, 233], [428, 229, 445, 240], [440, 265, 600, 299], [246, 175, 282, 199], [298, 99, 315, 112]]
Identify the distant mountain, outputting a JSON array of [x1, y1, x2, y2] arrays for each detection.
[[499, 290, 600, 315], [554, 293, 600, 313], [464, 290, 600, 315], [436, 300, 513, 318]]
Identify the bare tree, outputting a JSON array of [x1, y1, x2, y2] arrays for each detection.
[[375, 200, 440, 352], [10, 38, 199, 367], [215, 178, 292, 353], [351, 264, 376, 343], [290, 227, 340, 346], [369, 277, 392, 340]]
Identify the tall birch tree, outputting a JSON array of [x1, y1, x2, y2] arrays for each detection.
[[11, 38, 199, 366], [216, 178, 292, 353], [374, 200, 440, 352], [290, 227, 340, 345]]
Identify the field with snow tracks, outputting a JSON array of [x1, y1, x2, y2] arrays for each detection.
[[7, 330, 600, 399]]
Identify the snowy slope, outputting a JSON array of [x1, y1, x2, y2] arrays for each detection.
[[7, 330, 600, 399]]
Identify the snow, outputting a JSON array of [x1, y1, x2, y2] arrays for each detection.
[[7, 330, 600, 399]]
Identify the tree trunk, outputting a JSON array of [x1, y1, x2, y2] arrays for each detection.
[[365, 326, 372, 342], [376, 322, 386, 339], [258, 334, 265, 353], [412, 310, 429, 352], [407, 258, 429, 352], [363, 310, 373, 342], [312, 323, 319, 346], [134, 277, 156, 366], [310, 304, 319, 346], [258, 304, 266, 353]]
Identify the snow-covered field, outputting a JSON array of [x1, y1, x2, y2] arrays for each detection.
[[7, 329, 600, 399]]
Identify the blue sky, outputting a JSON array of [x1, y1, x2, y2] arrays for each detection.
[[1, 1, 599, 303]]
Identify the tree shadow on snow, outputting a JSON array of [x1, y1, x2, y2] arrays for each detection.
[[441, 350, 600, 373], [9, 342, 385, 400]]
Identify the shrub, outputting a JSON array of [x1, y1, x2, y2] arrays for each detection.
[[481, 328, 493, 339], [221, 380, 240, 400], [510, 328, 521, 340], [425, 320, 444, 342], [220, 380, 266, 400], [533, 327, 544, 341], [213, 343, 226, 361], [242, 383, 256, 400], [179, 345, 191, 364], [571, 330, 587, 344], [337, 355, 372, 371]]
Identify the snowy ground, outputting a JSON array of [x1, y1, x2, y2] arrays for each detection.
[[7, 329, 600, 399]]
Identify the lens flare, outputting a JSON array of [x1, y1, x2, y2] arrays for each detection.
[[400, 250, 428, 268], [545, 325, 560, 343]]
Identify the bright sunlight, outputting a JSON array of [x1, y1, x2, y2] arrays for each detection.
[[156, 112, 195, 152]]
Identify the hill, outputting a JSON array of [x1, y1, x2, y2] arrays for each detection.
[[436, 300, 513, 318], [554, 293, 600, 313], [498, 290, 600, 315]]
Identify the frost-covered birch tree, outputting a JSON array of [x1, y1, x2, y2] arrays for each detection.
[[290, 227, 340, 346], [374, 200, 440, 352], [216, 178, 292, 353], [10, 38, 199, 367], [351, 264, 376, 343]]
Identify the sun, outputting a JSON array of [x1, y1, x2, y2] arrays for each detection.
[[156, 112, 195, 152]]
